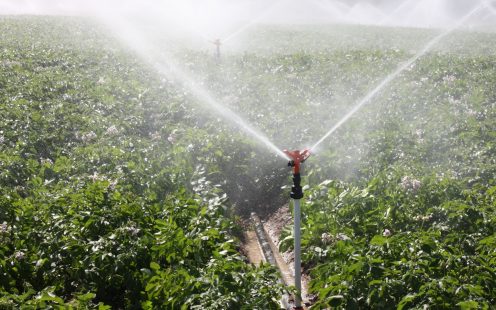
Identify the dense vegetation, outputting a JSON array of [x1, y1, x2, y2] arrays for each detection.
[[298, 175, 496, 309], [0, 17, 283, 309], [1, 15, 495, 309], [268, 25, 496, 310]]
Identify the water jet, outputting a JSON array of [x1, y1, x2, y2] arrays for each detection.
[[310, 2, 486, 152]]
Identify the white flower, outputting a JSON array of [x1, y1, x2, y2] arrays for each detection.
[[412, 180, 421, 191], [167, 134, 176, 144], [400, 176, 411, 190], [126, 226, 140, 236], [0, 222, 8, 234], [0, 135, 4, 144], [150, 132, 161, 140], [90, 172, 101, 182], [108, 179, 118, 190], [414, 214, 433, 222], [443, 75, 456, 83], [400, 176, 421, 193], [415, 129, 424, 139], [321, 232, 333, 245], [336, 233, 350, 241], [383, 229, 391, 237], [40, 158, 53, 166], [81, 131, 97, 143], [14, 251, 25, 261], [105, 125, 118, 136]]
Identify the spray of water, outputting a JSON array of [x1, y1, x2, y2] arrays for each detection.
[[483, 0, 496, 15], [310, 3, 485, 152], [377, 0, 418, 26], [222, 0, 289, 43], [95, 14, 289, 160]]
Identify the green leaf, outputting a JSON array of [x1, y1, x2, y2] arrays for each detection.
[[456, 301, 479, 310], [328, 295, 344, 307], [98, 303, 112, 310], [398, 294, 416, 310], [150, 262, 160, 271], [370, 235, 387, 246], [77, 292, 96, 302]]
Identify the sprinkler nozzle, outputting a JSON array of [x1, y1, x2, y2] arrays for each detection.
[[283, 149, 311, 175], [283, 149, 310, 200]]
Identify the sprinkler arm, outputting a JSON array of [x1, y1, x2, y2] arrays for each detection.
[[283, 149, 311, 175], [283, 149, 311, 200]]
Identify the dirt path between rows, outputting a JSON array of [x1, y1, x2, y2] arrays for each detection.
[[241, 230, 264, 266], [240, 205, 312, 307], [262, 205, 311, 303]]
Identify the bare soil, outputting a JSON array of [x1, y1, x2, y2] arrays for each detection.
[[262, 205, 312, 303], [241, 230, 264, 266]]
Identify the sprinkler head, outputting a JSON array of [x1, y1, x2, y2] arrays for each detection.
[[283, 149, 311, 175], [283, 149, 310, 199]]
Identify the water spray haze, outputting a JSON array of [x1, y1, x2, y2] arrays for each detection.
[[310, 2, 487, 152], [222, 0, 289, 43], [2, 0, 495, 163], [2, 0, 495, 29], [93, 13, 289, 160]]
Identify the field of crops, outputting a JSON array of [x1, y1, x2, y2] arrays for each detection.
[[1, 16, 495, 309]]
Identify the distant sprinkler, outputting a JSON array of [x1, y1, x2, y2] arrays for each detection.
[[210, 38, 221, 60]]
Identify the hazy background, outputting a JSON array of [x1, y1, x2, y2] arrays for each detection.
[[1, 0, 495, 33]]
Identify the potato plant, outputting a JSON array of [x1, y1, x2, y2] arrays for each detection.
[[0, 17, 284, 309], [0, 15, 495, 309]]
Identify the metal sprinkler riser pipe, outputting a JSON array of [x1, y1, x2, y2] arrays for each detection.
[[283, 148, 310, 310]]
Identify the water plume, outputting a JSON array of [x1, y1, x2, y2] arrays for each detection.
[[310, 3, 486, 152], [222, 0, 289, 43], [94, 13, 289, 160], [483, 0, 496, 15]]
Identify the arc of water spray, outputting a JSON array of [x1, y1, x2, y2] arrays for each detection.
[[181, 0, 290, 45], [96, 15, 289, 160], [309, 0, 349, 19], [377, 0, 419, 26], [483, 0, 496, 15], [310, 3, 485, 152]]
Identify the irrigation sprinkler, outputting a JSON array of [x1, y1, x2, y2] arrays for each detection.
[[283, 148, 311, 310], [210, 38, 221, 59], [310, 2, 485, 151]]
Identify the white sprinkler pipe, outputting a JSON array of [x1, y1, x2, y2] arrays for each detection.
[[293, 198, 302, 308], [283, 148, 310, 309]]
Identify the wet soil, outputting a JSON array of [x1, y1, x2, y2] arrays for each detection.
[[262, 205, 312, 303], [241, 230, 264, 266], [239, 205, 314, 307]]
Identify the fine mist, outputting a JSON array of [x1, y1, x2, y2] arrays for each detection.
[[0, 0, 496, 213], [2, 0, 496, 31]]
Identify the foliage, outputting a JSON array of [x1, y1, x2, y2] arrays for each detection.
[[0, 15, 495, 309], [0, 16, 284, 309], [300, 173, 496, 309]]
